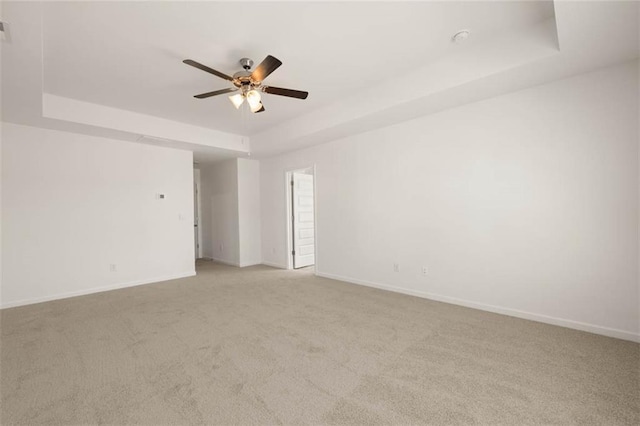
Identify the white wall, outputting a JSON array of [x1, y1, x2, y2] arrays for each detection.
[[199, 159, 240, 265], [260, 60, 640, 342], [237, 158, 262, 267], [1, 123, 195, 308], [199, 158, 261, 267], [1, 0, 5, 302]]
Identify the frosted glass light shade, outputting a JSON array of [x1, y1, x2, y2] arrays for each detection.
[[246, 90, 262, 111], [250, 101, 265, 113], [229, 93, 244, 109]]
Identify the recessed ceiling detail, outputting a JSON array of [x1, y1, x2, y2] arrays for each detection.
[[36, 1, 558, 136], [4, 1, 639, 162]]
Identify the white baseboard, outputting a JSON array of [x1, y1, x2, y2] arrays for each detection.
[[239, 261, 262, 268], [0, 271, 196, 310], [206, 257, 262, 268], [315, 271, 640, 343], [262, 261, 287, 269], [211, 257, 241, 267]]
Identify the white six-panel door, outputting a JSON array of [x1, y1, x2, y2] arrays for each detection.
[[292, 173, 315, 268]]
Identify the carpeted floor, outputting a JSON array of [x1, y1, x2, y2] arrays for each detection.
[[1, 261, 638, 425]]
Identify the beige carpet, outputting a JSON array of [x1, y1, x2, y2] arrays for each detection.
[[1, 261, 638, 425]]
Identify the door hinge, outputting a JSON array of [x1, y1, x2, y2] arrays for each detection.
[[291, 180, 294, 186], [292, 250, 295, 256]]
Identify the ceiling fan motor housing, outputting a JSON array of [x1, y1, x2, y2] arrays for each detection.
[[233, 58, 258, 89], [232, 70, 254, 89]]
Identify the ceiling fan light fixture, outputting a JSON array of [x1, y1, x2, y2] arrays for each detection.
[[229, 93, 244, 109]]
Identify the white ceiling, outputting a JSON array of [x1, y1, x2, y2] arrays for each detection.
[[2, 1, 638, 162], [41, 1, 554, 136]]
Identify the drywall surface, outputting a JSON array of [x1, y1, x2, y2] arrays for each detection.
[[199, 159, 240, 265], [199, 158, 261, 267], [42, 94, 248, 154], [0, 0, 4, 300], [260, 60, 639, 341], [237, 158, 262, 267], [1, 123, 195, 308]]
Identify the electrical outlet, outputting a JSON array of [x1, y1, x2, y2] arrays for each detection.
[[422, 266, 429, 276], [220, 243, 224, 252], [109, 264, 117, 272], [272, 247, 276, 254], [393, 263, 399, 273]]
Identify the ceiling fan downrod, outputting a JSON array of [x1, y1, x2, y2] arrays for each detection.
[[239, 58, 254, 71]]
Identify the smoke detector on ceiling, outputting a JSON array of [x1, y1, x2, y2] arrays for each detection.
[[452, 29, 470, 43]]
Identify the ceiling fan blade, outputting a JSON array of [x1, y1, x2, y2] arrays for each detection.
[[183, 59, 234, 82], [251, 55, 282, 82], [262, 86, 308, 100], [194, 88, 237, 99]]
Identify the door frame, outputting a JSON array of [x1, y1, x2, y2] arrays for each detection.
[[193, 168, 203, 260], [285, 165, 317, 271]]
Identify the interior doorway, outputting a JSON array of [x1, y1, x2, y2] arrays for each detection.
[[193, 168, 202, 261], [286, 167, 316, 269]]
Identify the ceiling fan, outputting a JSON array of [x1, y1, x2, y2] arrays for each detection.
[[183, 55, 308, 114]]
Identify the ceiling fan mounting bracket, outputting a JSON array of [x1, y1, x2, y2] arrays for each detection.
[[239, 58, 254, 70]]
